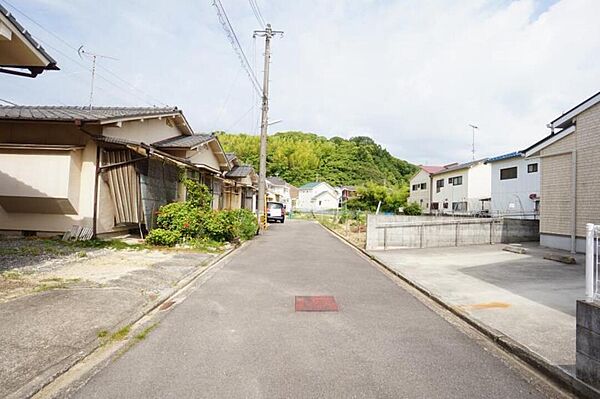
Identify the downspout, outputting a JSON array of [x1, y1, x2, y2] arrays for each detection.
[[93, 145, 100, 238], [571, 149, 577, 254]]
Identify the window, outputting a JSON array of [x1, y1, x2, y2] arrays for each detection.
[[452, 201, 467, 212], [436, 179, 444, 193], [443, 202, 449, 209], [431, 202, 439, 210], [412, 184, 418, 191], [449, 176, 462, 186], [527, 163, 538, 173], [500, 167, 518, 180], [420, 183, 426, 190]]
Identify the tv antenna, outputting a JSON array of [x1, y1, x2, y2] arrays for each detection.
[[469, 124, 479, 160], [78, 46, 118, 109]]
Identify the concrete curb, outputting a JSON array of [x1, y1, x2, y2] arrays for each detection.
[[9, 243, 245, 399], [319, 222, 600, 399]]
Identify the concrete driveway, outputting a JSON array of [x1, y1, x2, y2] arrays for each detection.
[[72, 221, 553, 398], [371, 243, 583, 372]]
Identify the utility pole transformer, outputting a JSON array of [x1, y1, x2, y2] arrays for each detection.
[[254, 24, 283, 231]]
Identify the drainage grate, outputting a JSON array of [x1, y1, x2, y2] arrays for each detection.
[[295, 296, 338, 312]]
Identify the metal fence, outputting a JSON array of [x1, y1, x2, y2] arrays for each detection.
[[586, 223, 600, 301]]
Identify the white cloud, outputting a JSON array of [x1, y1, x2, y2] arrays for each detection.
[[3, 0, 600, 164]]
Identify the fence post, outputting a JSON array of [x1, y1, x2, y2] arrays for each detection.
[[586, 223, 595, 302], [489, 220, 493, 244], [383, 226, 388, 250], [419, 223, 424, 248], [455, 221, 459, 246]]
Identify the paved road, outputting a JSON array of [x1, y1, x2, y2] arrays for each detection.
[[73, 221, 551, 398]]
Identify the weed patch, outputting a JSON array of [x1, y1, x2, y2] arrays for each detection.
[[134, 323, 158, 341]]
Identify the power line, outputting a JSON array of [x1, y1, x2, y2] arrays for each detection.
[[253, 0, 266, 27], [212, 0, 263, 96], [248, 0, 265, 27], [2, 0, 168, 107], [225, 104, 255, 132]]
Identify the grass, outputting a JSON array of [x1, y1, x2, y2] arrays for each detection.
[[2, 270, 22, 280], [0, 237, 149, 259], [134, 323, 158, 341], [109, 325, 131, 341], [97, 330, 109, 339]]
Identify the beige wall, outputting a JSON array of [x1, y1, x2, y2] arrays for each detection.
[[103, 118, 182, 145], [539, 102, 600, 240], [0, 139, 97, 232], [186, 145, 221, 171]]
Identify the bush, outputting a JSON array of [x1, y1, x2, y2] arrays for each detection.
[[156, 202, 203, 238], [147, 180, 258, 246], [402, 202, 423, 216], [183, 179, 212, 211], [232, 209, 259, 240], [146, 229, 181, 247]]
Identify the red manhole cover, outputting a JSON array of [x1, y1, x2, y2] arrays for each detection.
[[295, 296, 338, 312]]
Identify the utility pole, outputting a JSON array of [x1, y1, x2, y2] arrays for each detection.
[[469, 124, 479, 160], [254, 24, 283, 232]]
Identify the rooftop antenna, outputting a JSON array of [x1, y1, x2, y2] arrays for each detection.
[[469, 124, 479, 160], [78, 46, 118, 109]]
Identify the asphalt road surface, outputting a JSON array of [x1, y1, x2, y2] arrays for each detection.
[[72, 220, 553, 398]]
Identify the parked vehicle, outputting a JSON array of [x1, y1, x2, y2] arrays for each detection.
[[267, 201, 285, 223]]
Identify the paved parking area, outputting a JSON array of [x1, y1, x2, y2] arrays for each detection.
[[370, 242, 583, 372]]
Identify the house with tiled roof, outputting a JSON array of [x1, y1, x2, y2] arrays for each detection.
[[407, 165, 445, 213], [0, 105, 231, 236], [223, 154, 257, 212], [0, 3, 59, 77]]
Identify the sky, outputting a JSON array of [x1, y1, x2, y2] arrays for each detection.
[[2, 0, 600, 165]]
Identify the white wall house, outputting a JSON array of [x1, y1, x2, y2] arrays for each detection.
[[486, 152, 540, 219], [296, 182, 340, 212], [407, 165, 444, 213], [430, 159, 491, 215], [266, 176, 292, 211]]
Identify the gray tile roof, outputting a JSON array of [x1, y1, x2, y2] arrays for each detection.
[[0, 3, 58, 69], [267, 176, 287, 186], [225, 153, 237, 162], [153, 134, 213, 149], [226, 165, 254, 178], [0, 106, 180, 122]]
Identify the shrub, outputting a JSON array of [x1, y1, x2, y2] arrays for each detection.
[[402, 202, 423, 216], [231, 209, 259, 240], [146, 229, 181, 247], [183, 179, 212, 211], [156, 202, 203, 238]]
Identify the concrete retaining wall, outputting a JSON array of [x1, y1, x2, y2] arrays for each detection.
[[366, 214, 539, 250]]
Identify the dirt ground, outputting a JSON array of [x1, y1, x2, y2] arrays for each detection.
[[0, 236, 219, 398]]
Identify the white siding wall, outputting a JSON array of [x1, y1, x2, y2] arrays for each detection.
[[408, 169, 431, 211], [490, 157, 540, 218]]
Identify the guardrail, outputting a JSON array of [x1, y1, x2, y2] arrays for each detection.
[[586, 223, 600, 302]]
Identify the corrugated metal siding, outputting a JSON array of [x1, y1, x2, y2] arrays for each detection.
[[103, 150, 141, 225]]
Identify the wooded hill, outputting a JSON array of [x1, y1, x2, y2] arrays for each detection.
[[217, 131, 417, 188]]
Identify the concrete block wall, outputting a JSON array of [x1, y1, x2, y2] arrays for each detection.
[[366, 214, 539, 250], [577, 300, 600, 389]]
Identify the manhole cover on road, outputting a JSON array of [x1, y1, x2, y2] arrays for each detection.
[[295, 296, 338, 312]]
